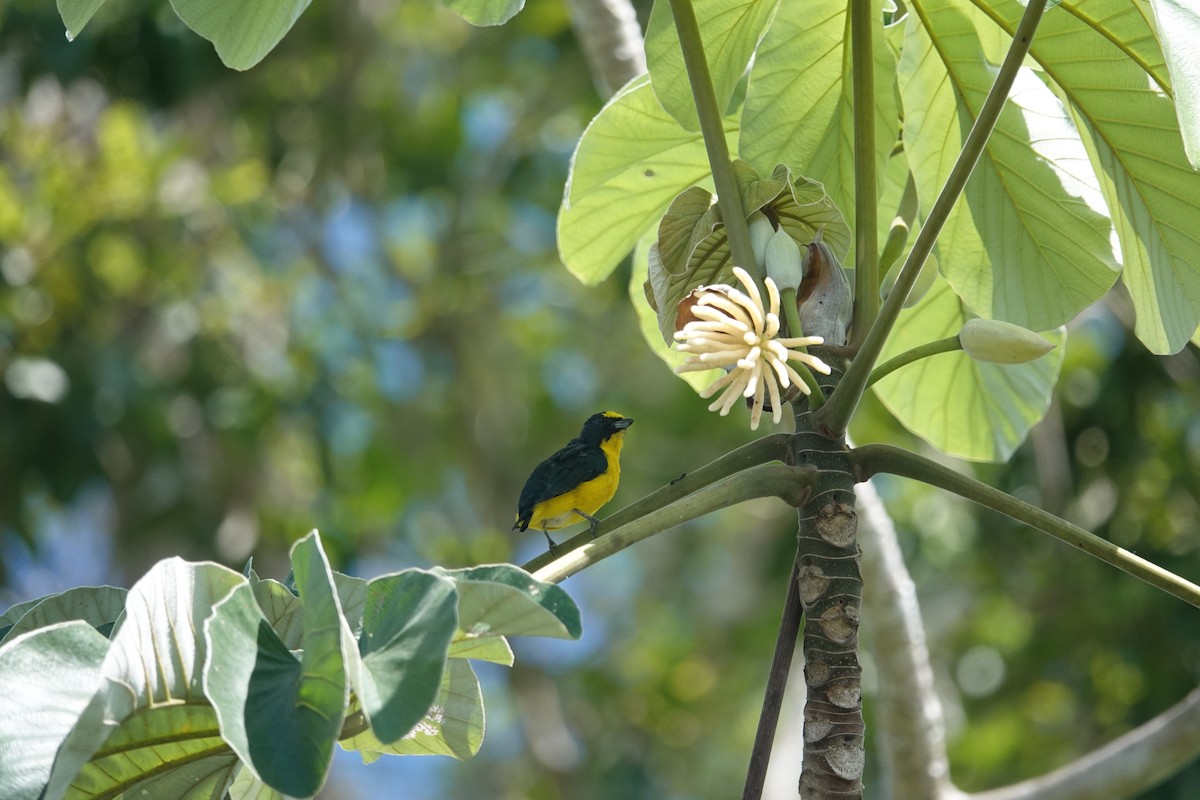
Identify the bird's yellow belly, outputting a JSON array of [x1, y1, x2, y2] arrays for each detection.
[[529, 438, 623, 531]]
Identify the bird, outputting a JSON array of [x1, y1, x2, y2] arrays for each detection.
[[513, 411, 634, 552]]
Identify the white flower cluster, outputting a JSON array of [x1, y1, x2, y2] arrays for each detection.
[[674, 267, 832, 430]]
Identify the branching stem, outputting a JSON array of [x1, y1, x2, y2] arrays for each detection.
[[852, 444, 1200, 609]]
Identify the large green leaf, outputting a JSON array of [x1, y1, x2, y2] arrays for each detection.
[[558, 75, 738, 285], [438, 564, 584, 640], [439, 0, 524, 26], [1, 586, 126, 645], [357, 570, 458, 744], [872, 276, 1065, 462], [204, 533, 347, 797], [1150, 0, 1200, 168], [341, 658, 485, 760], [168, 0, 312, 70], [0, 594, 56, 642], [42, 560, 245, 800], [644, 0, 779, 131], [67, 704, 236, 799], [0, 621, 109, 800], [901, 0, 1119, 332], [740, 0, 898, 244], [971, 0, 1200, 354]]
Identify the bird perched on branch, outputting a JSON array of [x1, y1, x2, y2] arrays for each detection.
[[513, 411, 634, 552]]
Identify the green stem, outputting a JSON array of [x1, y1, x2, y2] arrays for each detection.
[[814, 0, 1049, 436], [782, 288, 827, 408], [849, 0, 879, 350], [852, 444, 1200, 609], [531, 463, 818, 584], [520, 434, 792, 574], [866, 335, 962, 388], [666, 0, 758, 277]]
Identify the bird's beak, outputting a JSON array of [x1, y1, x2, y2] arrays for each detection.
[[615, 418, 634, 430]]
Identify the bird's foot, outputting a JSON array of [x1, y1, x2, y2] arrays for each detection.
[[575, 509, 602, 539]]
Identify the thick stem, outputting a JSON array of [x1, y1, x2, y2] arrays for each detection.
[[742, 553, 804, 800], [849, 0, 879, 350], [666, 0, 758, 276], [852, 444, 1200, 608], [815, 0, 1049, 435], [793, 372, 866, 798]]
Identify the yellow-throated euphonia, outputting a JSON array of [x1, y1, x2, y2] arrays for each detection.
[[513, 411, 634, 550]]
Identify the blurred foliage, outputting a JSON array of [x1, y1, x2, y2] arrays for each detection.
[[1, 0, 1199, 798]]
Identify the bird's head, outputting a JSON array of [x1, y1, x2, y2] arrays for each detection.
[[580, 411, 634, 444]]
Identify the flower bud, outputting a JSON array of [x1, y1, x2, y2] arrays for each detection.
[[958, 318, 1055, 364], [765, 229, 805, 289], [747, 211, 776, 272]]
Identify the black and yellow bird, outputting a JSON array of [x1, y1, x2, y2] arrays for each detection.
[[513, 411, 634, 551]]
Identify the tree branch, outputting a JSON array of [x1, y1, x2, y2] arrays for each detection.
[[851, 444, 1200, 609], [520, 434, 791, 574], [530, 462, 817, 584], [965, 687, 1200, 800], [565, 0, 646, 98], [856, 478, 954, 798]]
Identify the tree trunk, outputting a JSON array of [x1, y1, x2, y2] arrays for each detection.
[[792, 402, 865, 797]]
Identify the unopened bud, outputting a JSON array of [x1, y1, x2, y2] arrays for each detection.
[[765, 229, 804, 289], [958, 318, 1055, 364], [747, 211, 776, 273]]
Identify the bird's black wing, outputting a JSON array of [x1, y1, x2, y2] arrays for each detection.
[[515, 438, 608, 526]]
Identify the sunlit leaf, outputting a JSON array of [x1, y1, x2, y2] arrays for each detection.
[[558, 75, 738, 285], [872, 277, 1064, 462], [42, 560, 245, 800], [740, 0, 898, 246], [901, 0, 1119, 332], [644, 0, 779, 131], [974, 0, 1200, 353], [436, 564, 583, 640], [0, 622, 109, 800], [168, 0, 313, 70], [1, 586, 126, 645], [68, 704, 236, 799], [1150, 0, 1200, 168], [341, 659, 484, 760]]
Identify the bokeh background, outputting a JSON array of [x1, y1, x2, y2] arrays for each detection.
[[2, 1, 1199, 797]]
